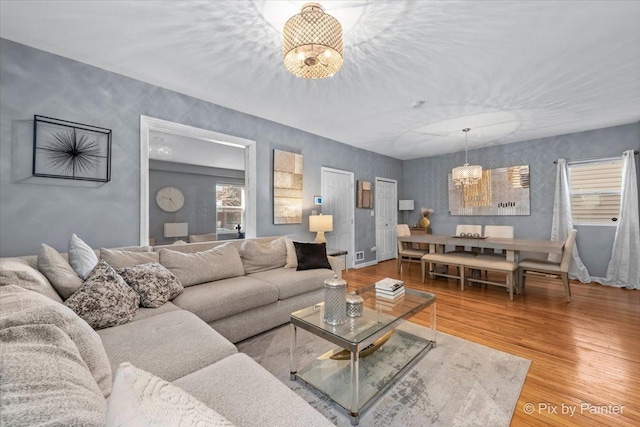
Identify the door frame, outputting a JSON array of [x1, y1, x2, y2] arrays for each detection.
[[321, 167, 355, 269], [140, 115, 257, 245], [375, 177, 398, 262]]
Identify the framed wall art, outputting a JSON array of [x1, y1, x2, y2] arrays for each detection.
[[357, 180, 373, 208], [273, 149, 303, 224], [33, 115, 112, 182], [448, 165, 530, 216]]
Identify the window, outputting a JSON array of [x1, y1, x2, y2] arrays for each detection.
[[216, 184, 245, 231], [568, 158, 622, 225]]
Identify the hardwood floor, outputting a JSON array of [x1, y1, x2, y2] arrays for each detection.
[[343, 260, 640, 426]]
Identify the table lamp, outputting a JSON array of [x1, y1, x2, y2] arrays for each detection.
[[164, 222, 188, 243], [309, 214, 333, 244], [398, 200, 414, 225]]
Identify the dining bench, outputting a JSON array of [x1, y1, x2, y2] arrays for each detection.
[[421, 253, 518, 300]]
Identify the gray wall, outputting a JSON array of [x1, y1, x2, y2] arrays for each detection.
[[403, 123, 640, 277], [0, 39, 402, 265], [149, 160, 244, 245]]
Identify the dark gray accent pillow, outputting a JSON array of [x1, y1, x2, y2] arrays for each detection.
[[294, 242, 332, 271], [64, 260, 140, 330], [116, 263, 183, 308]]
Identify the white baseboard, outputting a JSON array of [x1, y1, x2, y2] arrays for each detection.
[[352, 260, 378, 269]]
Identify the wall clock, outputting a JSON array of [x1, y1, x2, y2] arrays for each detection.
[[156, 186, 184, 212]]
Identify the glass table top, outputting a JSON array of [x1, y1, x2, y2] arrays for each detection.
[[291, 284, 435, 346]]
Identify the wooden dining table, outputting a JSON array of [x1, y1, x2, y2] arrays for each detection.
[[397, 234, 564, 262]]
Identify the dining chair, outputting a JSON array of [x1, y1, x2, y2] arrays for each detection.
[[448, 224, 483, 256], [396, 224, 428, 273], [518, 229, 577, 302], [189, 233, 218, 243]]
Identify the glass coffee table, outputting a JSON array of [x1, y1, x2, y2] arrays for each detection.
[[290, 284, 436, 425]]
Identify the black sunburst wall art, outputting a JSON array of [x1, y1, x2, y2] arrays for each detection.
[[33, 115, 112, 182]]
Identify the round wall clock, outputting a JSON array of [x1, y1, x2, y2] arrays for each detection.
[[156, 186, 185, 212]]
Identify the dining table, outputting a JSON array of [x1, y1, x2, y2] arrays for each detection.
[[397, 234, 565, 262]]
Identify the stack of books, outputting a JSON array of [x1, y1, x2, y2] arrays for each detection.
[[375, 278, 405, 300]]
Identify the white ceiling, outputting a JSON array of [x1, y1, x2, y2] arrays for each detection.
[[2, 1, 639, 160]]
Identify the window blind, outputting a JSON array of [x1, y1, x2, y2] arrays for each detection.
[[568, 159, 622, 225]]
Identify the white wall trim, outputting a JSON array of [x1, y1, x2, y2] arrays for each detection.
[[140, 116, 257, 245], [320, 166, 355, 269], [352, 260, 378, 269]]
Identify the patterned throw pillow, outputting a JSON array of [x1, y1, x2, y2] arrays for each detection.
[[64, 260, 140, 330], [106, 363, 235, 427], [116, 263, 183, 308]]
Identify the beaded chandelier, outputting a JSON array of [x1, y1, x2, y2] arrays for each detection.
[[452, 128, 483, 187], [283, 3, 343, 79]]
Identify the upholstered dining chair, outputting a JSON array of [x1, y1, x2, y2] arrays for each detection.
[[448, 224, 483, 256], [396, 224, 428, 273], [518, 229, 578, 302], [475, 225, 515, 281]]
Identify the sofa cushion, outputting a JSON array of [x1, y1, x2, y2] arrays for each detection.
[[100, 248, 159, 268], [0, 324, 107, 427], [294, 242, 332, 271], [106, 362, 235, 427], [250, 267, 333, 300], [68, 233, 99, 280], [284, 237, 298, 269], [172, 276, 279, 323], [97, 310, 237, 382], [240, 237, 286, 274], [132, 301, 181, 322], [116, 262, 183, 308], [0, 285, 112, 396], [64, 260, 140, 330], [0, 257, 63, 302], [174, 353, 333, 427], [159, 242, 244, 287], [37, 243, 84, 299]]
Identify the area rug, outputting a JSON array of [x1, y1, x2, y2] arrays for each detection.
[[237, 323, 530, 427]]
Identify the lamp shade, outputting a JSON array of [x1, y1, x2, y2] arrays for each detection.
[[283, 3, 343, 79], [398, 200, 415, 211], [309, 214, 333, 232], [164, 222, 188, 238]]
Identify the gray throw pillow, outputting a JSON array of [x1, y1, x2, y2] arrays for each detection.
[[0, 285, 112, 397], [64, 260, 140, 330], [68, 234, 99, 280], [100, 248, 159, 268], [116, 263, 183, 308], [240, 237, 287, 274], [37, 243, 84, 300], [159, 243, 245, 287]]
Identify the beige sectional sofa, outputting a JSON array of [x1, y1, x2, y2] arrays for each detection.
[[0, 236, 342, 426]]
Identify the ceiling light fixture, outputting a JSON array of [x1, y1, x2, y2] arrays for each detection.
[[283, 3, 343, 79], [452, 128, 482, 187]]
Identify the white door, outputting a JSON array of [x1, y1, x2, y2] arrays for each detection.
[[375, 178, 397, 262], [321, 168, 355, 268]]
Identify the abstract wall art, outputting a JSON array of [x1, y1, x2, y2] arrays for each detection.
[[448, 165, 530, 216], [33, 115, 111, 182], [273, 149, 303, 224]]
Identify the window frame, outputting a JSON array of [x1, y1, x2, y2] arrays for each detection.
[[215, 182, 245, 231]]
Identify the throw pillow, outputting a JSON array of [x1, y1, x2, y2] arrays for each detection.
[[64, 260, 140, 330], [294, 242, 332, 271], [284, 237, 298, 269], [0, 324, 107, 427], [37, 243, 84, 300], [116, 263, 183, 308], [0, 285, 113, 397], [100, 248, 159, 268], [0, 257, 63, 302], [240, 237, 286, 274], [106, 362, 234, 427], [68, 234, 99, 280], [159, 243, 244, 287]]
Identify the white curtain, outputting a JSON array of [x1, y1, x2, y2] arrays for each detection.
[[549, 159, 591, 282], [593, 150, 640, 289]]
